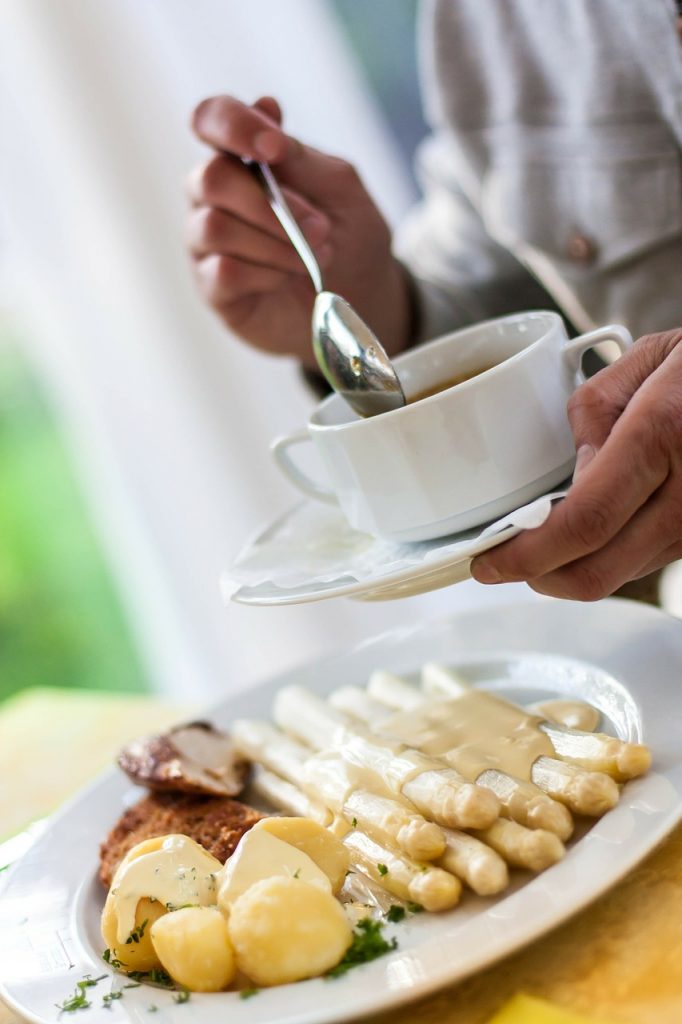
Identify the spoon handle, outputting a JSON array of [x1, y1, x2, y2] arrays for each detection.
[[246, 160, 324, 294]]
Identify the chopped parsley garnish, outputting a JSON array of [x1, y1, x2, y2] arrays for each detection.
[[125, 919, 149, 944], [376, 863, 389, 876], [386, 905, 406, 923], [173, 989, 191, 1004], [0, 864, 9, 873], [351, 817, 358, 828], [55, 990, 90, 1013], [326, 918, 397, 978], [102, 948, 125, 969], [126, 968, 174, 988], [102, 991, 123, 1008], [123, 983, 141, 989], [406, 901, 424, 914], [56, 975, 107, 1013], [293, 869, 301, 879], [239, 988, 260, 1000], [148, 1005, 158, 1013]]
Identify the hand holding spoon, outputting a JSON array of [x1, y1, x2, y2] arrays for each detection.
[[248, 161, 406, 418]]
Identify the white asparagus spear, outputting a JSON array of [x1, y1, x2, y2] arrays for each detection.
[[367, 670, 426, 710], [540, 722, 652, 781], [274, 687, 500, 830], [342, 790, 446, 861], [421, 662, 472, 697], [422, 664, 648, 785], [531, 756, 619, 816], [476, 769, 573, 840], [329, 685, 392, 723], [472, 819, 565, 872], [233, 717, 312, 782], [249, 766, 508, 900], [249, 765, 333, 825], [354, 673, 574, 839], [437, 830, 508, 896], [234, 719, 445, 860], [336, 822, 462, 912]]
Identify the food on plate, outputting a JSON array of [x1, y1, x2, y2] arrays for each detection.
[[101, 894, 167, 973], [339, 823, 462, 911], [217, 827, 334, 909], [270, 688, 502, 829], [100, 824, 367, 991], [150, 907, 236, 992], [117, 721, 249, 797], [236, 720, 448, 860], [436, 827, 508, 895], [228, 876, 353, 986], [101, 834, 222, 972], [99, 791, 261, 887], [253, 816, 350, 892], [97, 661, 652, 997]]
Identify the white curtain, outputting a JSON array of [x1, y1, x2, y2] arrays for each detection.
[[0, 0, 531, 701]]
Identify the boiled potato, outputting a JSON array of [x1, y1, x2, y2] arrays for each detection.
[[101, 895, 166, 973], [228, 877, 352, 986], [151, 907, 236, 992], [110, 835, 169, 884], [254, 817, 349, 893]]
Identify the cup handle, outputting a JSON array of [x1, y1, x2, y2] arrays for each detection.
[[561, 323, 633, 381], [270, 430, 338, 505]]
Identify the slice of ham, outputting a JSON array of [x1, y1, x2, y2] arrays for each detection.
[[118, 721, 249, 797]]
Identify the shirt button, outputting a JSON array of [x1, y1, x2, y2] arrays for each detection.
[[567, 231, 598, 265]]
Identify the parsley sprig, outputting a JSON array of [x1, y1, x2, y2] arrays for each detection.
[[55, 975, 107, 1013], [326, 918, 397, 978]]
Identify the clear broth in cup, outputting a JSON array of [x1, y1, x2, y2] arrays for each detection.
[[408, 364, 496, 404]]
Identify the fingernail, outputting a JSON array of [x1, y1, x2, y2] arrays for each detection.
[[573, 443, 597, 481], [471, 560, 503, 584], [254, 129, 282, 162]]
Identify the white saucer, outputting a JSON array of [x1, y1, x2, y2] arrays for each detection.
[[222, 488, 568, 605]]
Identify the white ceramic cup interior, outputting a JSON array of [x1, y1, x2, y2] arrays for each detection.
[[271, 311, 632, 542]]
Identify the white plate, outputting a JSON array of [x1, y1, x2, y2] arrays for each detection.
[[223, 489, 568, 605], [2, 597, 682, 1024]]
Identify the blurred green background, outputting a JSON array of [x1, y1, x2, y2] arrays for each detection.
[[0, 0, 423, 706], [0, 334, 147, 702]]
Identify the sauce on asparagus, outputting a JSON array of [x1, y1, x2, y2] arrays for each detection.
[[380, 691, 555, 782]]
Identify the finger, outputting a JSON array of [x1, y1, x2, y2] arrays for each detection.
[[193, 252, 293, 308], [187, 155, 330, 244], [471, 400, 670, 584], [525, 478, 682, 600], [187, 206, 322, 274], [192, 94, 288, 162], [566, 333, 677, 453], [193, 95, 363, 206], [253, 95, 282, 125], [637, 544, 682, 579]]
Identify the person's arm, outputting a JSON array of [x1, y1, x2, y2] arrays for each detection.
[[471, 328, 682, 599]]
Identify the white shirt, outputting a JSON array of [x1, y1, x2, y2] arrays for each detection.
[[397, 0, 682, 343]]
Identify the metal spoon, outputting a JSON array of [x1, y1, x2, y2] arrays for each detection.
[[248, 160, 406, 417]]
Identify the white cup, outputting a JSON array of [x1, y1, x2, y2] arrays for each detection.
[[271, 311, 632, 542]]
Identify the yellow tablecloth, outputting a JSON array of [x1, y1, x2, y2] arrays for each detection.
[[1, 688, 681, 1024]]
